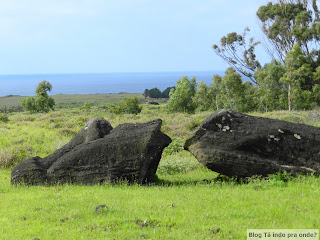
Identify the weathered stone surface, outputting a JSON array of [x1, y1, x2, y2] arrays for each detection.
[[184, 110, 320, 178], [11, 118, 171, 185], [42, 117, 113, 169]]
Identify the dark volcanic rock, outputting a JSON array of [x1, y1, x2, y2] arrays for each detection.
[[11, 118, 171, 185], [43, 117, 113, 169], [146, 101, 159, 105], [184, 110, 320, 178]]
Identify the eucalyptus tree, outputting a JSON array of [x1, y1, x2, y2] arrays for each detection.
[[257, 0, 320, 64], [254, 60, 286, 111], [193, 81, 213, 111], [209, 68, 247, 112], [212, 28, 261, 84], [166, 76, 197, 113], [280, 44, 313, 111]]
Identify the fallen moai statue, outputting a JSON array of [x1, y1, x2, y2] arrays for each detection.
[[11, 117, 171, 185], [184, 110, 320, 178]]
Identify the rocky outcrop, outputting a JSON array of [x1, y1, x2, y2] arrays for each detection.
[[11, 118, 171, 185], [184, 110, 320, 178]]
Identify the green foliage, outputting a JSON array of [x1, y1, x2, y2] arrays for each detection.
[[212, 1, 320, 113], [212, 27, 261, 84], [257, 1, 319, 62], [163, 138, 184, 155], [268, 171, 291, 183], [21, 80, 55, 113], [209, 68, 248, 112], [2, 98, 320, 239], [280, 44, 314, 111], [144, 87, 162, 98], [161, 87, 175, 98], [109, 96, 142, 114], [166, 76, 197, 113], [185, 118, 202, 130], [255, 60, 287, 111], [193, 81, 213, 112], [80, 103, 92, 111], [144, 87, 175, 99], [0, 113, 9, 123]]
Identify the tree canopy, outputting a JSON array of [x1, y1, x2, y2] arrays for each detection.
[[257, 0, 320, 63]]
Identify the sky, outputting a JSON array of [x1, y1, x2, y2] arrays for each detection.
[[0, 0, 269, 75]]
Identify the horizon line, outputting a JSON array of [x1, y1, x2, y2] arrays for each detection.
[[0, 70, 225, 76]]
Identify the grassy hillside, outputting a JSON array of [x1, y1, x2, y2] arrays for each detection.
[[0, 96, 319, 239]]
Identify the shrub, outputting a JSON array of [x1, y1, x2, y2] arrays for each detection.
[[80, 103, 92, 111], [0, 113, 9, 123], [109, 97, 142, 114], [21, 80, 55, 113]]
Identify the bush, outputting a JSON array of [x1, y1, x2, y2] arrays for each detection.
[[109, 97, 142, 114], [21, 80, 55, 113], [0, 113, 9, 123], [80, 103, 92, 111]]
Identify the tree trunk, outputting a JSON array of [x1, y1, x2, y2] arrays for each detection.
[[288, 84, 292, 111]]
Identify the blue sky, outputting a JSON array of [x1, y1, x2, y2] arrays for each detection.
[[0, 0, 268, 74]]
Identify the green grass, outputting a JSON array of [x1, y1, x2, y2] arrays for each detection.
[[1, 170, 319, 239], [0, 93, 145, 106], [0, 96, 320, 239]]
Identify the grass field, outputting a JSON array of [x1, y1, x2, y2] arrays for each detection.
[[0, 94, 319, 239], [0, 93, 145, 109]]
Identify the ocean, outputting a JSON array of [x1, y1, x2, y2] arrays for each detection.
[[0, 71, 223, 96]]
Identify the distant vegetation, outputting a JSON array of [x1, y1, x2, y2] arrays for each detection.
[[21, 80, 55, 113], [144, 87, 175, 99], [109, 96, 142, 115]]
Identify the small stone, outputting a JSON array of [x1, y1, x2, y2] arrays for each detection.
[[95, 205, 108, 213], [60, 217, 69, 222], [20, 216, 27, 220], [169, 203, 175, 208], [212, 228, 221, 234], [278, 129, 284, 134]]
